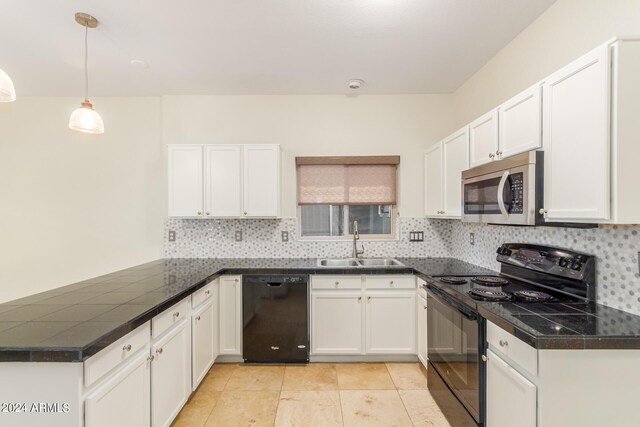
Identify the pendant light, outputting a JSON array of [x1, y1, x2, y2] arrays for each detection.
[[69, 13, 104, 134], [0, 68, 16, 102]]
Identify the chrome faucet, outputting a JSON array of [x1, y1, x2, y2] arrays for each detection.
[[352, 220, 365, 258]]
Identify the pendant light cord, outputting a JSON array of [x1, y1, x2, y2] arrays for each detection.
[[84, 23, 89, 101]]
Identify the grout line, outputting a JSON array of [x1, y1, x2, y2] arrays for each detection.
[[200, 363, 238, 427]]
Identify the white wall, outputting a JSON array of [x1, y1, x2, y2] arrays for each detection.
[[162, 94, 455, 218], [0, 97, 164, 303], [452, 0, 640, 126]]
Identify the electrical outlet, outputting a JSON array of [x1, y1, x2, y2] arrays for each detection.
[[470, 232, 475, 246], [281, 231, 289, 242], [235, 230, 243, 242], [168, 230, 176, 242]]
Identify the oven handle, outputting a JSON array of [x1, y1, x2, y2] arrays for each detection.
[[426, 285, 478, 321], [497, 170, 510, 217]]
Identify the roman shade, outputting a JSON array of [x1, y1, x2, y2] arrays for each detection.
[[296, 156, 399, 205]]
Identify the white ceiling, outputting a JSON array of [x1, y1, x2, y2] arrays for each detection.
[[2, 0, 556, 96]]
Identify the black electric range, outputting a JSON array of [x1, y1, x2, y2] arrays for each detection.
[[424, 243, 595, 427]]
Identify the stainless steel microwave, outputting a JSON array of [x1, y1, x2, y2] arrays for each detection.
[[461, 151, 542, 225]]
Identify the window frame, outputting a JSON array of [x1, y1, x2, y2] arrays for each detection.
[[297, 204, 398, 241]]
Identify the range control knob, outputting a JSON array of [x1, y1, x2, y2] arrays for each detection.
[[570, 261, 582, 271], [559, 258, 569, 268], [497, 247, 512, 256], [576, 255, 588, 262]]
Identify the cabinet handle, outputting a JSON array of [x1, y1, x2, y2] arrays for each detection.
[[196, 315, 201, 321], [243, 211, 247, 215], [423, 305, 427, 310], [147, 355, 155, 363], [489, 153, 495, 159], [539, 208, 547, 215], [481, 355, 488, 362], [390, 280, 394, 287], [173, 311, 180, 318], [334, 281, 339, 287], [358, 296, 362, 301], [367, 296, 371, 302], [122, 344, 132, 352], [499, 340, 508, 347], [235, 278, 239, 282], [156, 348, 163, 354], [496, 150, 502, 157], [197, 212, 202, 215], [205, 290, 210, 295], [206, 212, 210, 215]]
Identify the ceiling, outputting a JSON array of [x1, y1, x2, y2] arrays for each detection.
[[2, 0, 556, 96]]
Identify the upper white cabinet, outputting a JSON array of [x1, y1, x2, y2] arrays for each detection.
[[498, 84, 542, 159], [469, 109, 499, 167], [167, 145, 204, 217], [424, 127, 469, 218], [542, 44, 611, 222], [204, 145, 242, 217], [168, 144, 281, 218], [242, 145, 281, 217]]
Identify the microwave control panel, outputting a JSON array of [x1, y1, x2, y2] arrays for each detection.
[[509, 173, 524, 213]]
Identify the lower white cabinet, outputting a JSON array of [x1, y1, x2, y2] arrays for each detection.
[[191, 298, 216, 389], [151, 318, 191, 427], [486, 348, 537, 427], [219, 275, 242, 355], [365, 291, 416, 354], [417, 292, 428, 368], [311, 291, 363, 354], [84, 349, 151, 427]]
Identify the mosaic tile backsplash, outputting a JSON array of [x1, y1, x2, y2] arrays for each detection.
[[164, 217, 640, 315]]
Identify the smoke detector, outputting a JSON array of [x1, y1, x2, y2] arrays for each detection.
[[347, 79, 364, 90]]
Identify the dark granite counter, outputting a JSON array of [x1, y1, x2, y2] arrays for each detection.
[[1, 257, 639, 361]]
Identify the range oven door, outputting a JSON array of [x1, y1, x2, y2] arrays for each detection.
[[461, 163, 533, 225], [427, 286, 485, 426]]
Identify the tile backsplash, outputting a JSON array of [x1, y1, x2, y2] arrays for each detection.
[[164, 217, 640, 315]]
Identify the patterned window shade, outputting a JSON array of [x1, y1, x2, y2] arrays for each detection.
[[297, 157, 398, 205]]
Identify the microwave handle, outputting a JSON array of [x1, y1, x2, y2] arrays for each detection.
[[497, 171, 510, 217]]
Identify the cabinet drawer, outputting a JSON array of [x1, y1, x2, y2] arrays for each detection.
[[84, 322, 150, 387], [487, 321, 537, 376], [152, 297, 191, 339], [192, 279, 217, 309], [365, 276, 415, 290], [312, 275, 362, 290]]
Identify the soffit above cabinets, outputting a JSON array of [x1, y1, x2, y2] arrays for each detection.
[[2, 0, 556, 96]]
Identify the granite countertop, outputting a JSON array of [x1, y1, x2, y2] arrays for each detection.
[[1, 257, 639, 362]]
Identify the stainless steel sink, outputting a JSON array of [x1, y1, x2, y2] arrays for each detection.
[[356, 258, 405, 267], [318, 259, 360, 267], [317, 258, 404, 267]]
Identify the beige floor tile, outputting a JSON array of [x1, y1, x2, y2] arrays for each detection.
[[204, 390, 279, 427], [274, 391, 343, 427], [386, 363, 428, 390], [336, 363, 395, 390], [399, 390, 453, 427], [172, 391, 221, 427], [224, 365, 285, 391], [282, 364, 338, 391], [199, 363, 238, 392], [340, 390, 413, 427]]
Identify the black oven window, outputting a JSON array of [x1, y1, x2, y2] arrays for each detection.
[[463, 176, 502, 215]]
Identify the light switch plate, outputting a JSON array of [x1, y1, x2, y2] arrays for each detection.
[[281, 231, 289, 242], [235, 230, 243, 242], [409, 231, 424, 242], [168, 230, 176, 242]]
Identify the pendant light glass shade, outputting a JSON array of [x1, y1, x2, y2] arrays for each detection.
[[69, 13, 104, 134], [0, 68, 16, 102], [69, 100, 104, 134]]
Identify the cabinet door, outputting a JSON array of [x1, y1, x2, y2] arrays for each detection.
[[424, 142, 443, 216], [204, 145, 242, 217], [469, 109, 499, 167], [498, 84, 542, 159], [219, 276, 242, 355], [311, 291, 363, 354], [543, 44, 610, 221], [365, 291, 416, 354], [151, 320, 191, 427], [417, 295, 428, 368], [442, 127, 469, 217], [168, 145, 203, 217], [242, 145, 280, 217], [486, 349, 536, 427], [85, 350, 150, 427], [192, 299, 215, 390]]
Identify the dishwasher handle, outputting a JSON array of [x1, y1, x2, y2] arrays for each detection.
[[267, 282, 283, 287]]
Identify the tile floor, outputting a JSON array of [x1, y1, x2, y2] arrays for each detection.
[[171, 363, 452, 427]]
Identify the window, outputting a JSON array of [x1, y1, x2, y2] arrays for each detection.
[[296, 156, 399, 239]]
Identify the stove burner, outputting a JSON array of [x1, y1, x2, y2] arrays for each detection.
[[471, 276, 510, 287], [438, 277, 468, 285], [514, 290, 554, 302], [468, 288, 513, 301]]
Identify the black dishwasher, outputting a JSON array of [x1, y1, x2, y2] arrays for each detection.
[[242, 275, 309, 363]]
